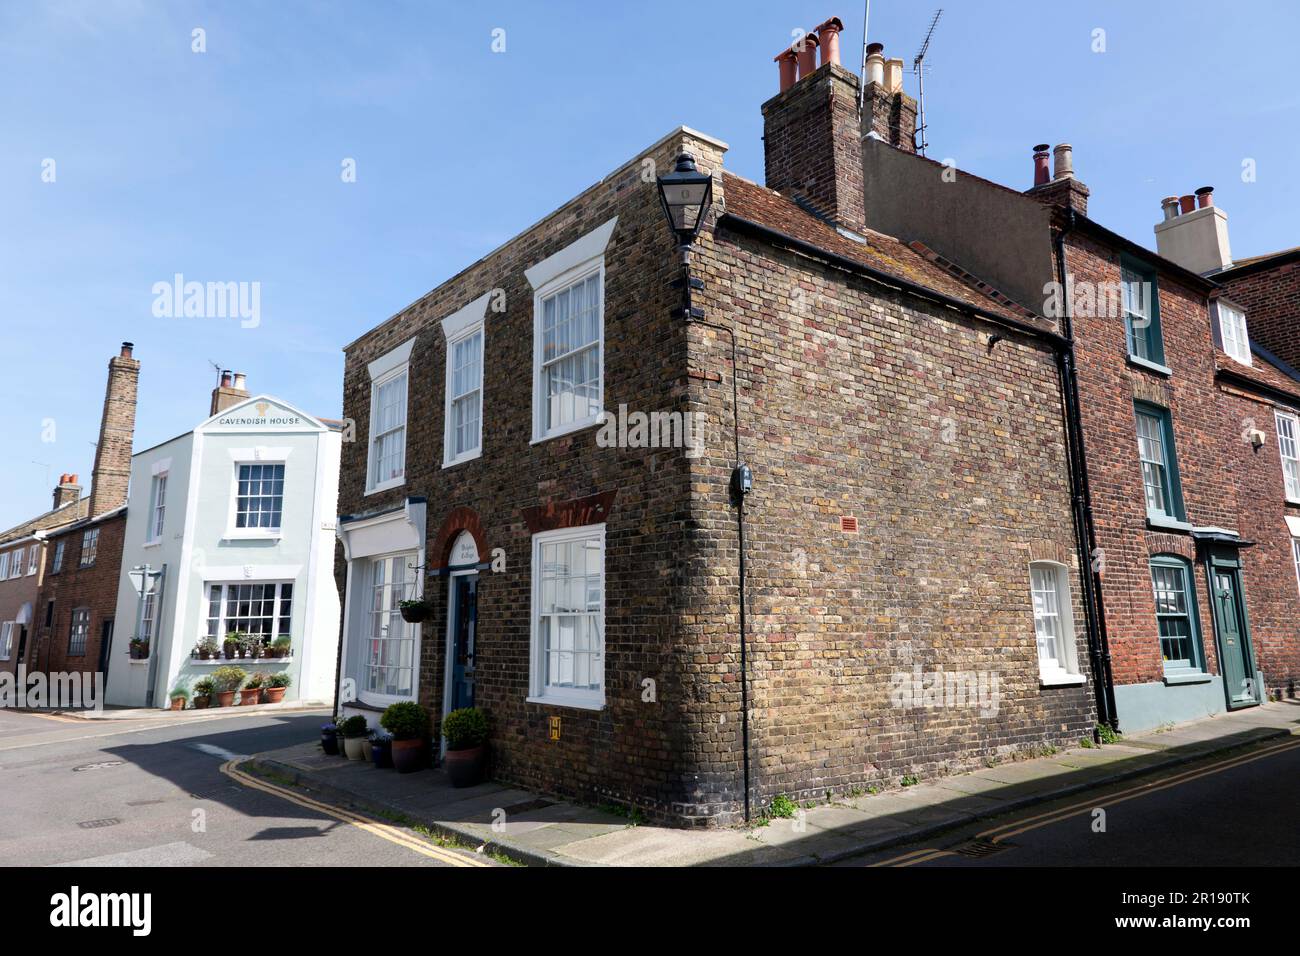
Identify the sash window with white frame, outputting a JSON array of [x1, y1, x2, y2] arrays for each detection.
[[445, 329, 483, 465], [0, 622, 13, 660], [1029, 562, 1082, 684], [364, 337, 415, 495], [27, 544, 37, 575], [149, 473, 168, 541], [1276, 411, 1300, 502], [235, 463, 285, 530], [1122, 263, 1164, 367], [363, 553, 417, 699], [530, 524, 605, 709], [1217, 302, 1252, 366], [139, 588, 157, 644], [7, 551, 19, 579], [0, 553, 10, 579]]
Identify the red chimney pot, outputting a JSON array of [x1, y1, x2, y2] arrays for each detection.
[[1032, 144, 1051, 187], [793, 31, 819, 79], [1195, 186, 1214, 208], [774, 48, 798, 91], [816, 17, 844, 67]]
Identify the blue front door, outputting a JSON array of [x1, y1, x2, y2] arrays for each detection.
[[450, 574, 477, 711]]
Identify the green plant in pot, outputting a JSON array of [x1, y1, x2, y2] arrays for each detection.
[[192, 677, 215, 709], [398, 598, 431, 624], [270, 635, 292, 659], [211, 666, 246, 707], [168, 685, 190, 711], [263, 671, 292, 703], [241, 672, 266, 705], [380, 701, 430, 774], [441, 707, 489, 788], [129, 637, 150, 660], [222, 632, 241, 660], [339, 715, 370, 760], [238, 631, 264, 660]]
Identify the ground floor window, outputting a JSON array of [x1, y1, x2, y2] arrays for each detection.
[[139, 589, 157, 644], [1292, 537, 1300, 597], [69, 607, 90, 657], [0, 622, 13, 660], [1029, 561, 1080, 682], [529, 524, 605, 709], [205, 582, 293, 646], [363, 553, 418, 698], [1150, 556, 1203, 672]]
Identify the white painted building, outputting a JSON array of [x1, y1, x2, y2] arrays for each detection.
[[106, 389, 342, 708]]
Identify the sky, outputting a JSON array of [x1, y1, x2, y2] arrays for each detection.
[[2, 0, 1298, 531]]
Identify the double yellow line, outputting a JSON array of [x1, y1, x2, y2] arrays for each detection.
[[873, 734, 1300, 867], [220, 759, 492, 867]]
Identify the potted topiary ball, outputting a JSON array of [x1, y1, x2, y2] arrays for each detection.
[[263, 671, 292, 703], [340, 715, 370, 760], [441, 707, 489, 787], [211, 666, 246, 707], [380, 701, 430, 774]]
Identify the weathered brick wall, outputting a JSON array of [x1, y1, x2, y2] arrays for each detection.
[[678, 223, 1095, 819], [1218, 259, 1300, 373], [35, 514, 127, 676], [338, 131, 707, 821], [88, 350, 140, 519]]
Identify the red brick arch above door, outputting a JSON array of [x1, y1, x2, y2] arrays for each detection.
[[430, 507, 489, 571]]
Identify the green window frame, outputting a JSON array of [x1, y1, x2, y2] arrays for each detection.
[[1122, 258, 1166, 368], [1135, 402, 1186, 523], [1149, 555, 1205, 674]]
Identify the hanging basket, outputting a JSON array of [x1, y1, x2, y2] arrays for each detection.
[[399, 601, 432, 624]]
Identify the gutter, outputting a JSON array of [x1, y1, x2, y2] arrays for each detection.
[[717, 212, 1070, 350], [1053, 208, 1118, 732], [1216, 367, 1300, 411]]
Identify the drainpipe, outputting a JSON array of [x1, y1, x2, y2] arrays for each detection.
[[1053, 209, 1118, 732], [676, 243, 752, 823]]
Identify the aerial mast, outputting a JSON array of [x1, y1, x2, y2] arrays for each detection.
[[912, 9, 943, 156]]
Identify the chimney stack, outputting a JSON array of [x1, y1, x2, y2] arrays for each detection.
[[210, 369, 251, 415], [1154, 186, 1232, 274], [860, 41, 918, 153], [1025, 141, 1090, 215], [52, 473, 81, 511], [88, 343, 140, 518]]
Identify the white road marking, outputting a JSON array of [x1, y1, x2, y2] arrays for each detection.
[[52, 841, 213, 867], [189, 743, 249, 761]]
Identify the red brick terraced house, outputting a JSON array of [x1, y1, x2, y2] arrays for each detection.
[[0, 475, 87, 678], [860, 128, 1300, 731], [34, 344, 140, 684], [334, 21, 1102, 826]]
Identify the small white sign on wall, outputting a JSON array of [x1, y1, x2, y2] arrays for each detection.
[[450, 531, 479, 567]]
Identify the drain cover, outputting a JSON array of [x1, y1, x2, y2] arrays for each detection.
[[953, 838, 1012, 858], [72, 760, 124, 772], [77, 818, 122, 829]]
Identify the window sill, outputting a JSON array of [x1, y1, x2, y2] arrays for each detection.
[[1147, 515, 1193, 533], [222, 531, 283, 543], [189, 656, 293, 667], [129, 660, 149, 667], [142, 540, 163, 550], [1163, 670, 1213, 686], [1039, 672, 1087, 687], [442, 449, 483, 470], [526, 694, 605, 712], [366, 476, 406, 497], [1127, 355, 1172, 377]]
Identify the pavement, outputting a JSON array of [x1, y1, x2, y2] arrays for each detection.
[[247, 700, 1300, 866], [0, 707, 487, 867], [24, 699, 332, 720]]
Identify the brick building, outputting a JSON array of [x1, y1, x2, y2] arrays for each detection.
[[860, 123, 1300, 730], [333, 22, 1097, 825], [33, 344, 140, 681]]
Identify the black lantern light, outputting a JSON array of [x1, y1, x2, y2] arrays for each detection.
[[656, 152, 713, 247]]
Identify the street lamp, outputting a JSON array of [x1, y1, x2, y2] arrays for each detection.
[[656, 152, 713, 249]]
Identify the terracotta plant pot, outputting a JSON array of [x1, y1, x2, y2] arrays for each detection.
[[223, 646, 237, 660], [240, 688, 262, 705], [193, 696, 210, 710], [215, 691, 235, 707], [343, 735, 369, 760], [391, 738, 424, 774], [263, 686, 286, 704], [198, 651, 211, 661], [443, 745, 487, 788], [170, 697, 185, 711]]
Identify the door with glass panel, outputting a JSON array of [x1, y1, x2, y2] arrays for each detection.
[[1207, 553, 1257, 708]]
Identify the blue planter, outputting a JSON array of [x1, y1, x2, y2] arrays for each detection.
[[320, 724, 339, 756], [371, 737, 393, 769]]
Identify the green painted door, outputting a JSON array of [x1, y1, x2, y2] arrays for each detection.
[[1211, 569, 1255, 707]]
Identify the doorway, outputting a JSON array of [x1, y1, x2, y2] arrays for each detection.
[[447, 572, 478, 713], [1206, 551, 1258, 709]]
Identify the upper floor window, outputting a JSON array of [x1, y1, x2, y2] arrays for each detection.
[[51, 540, 65, 573], [27, 544, 38, 575], [1122, 261, 1166, 370], [1216, 301, 1251, 366], [1029, 561, 1083, 685], [526, 217, 617, 442], [441, 293, 491, 468], [236, 463, 284, 530], [0, 552, 9, 579], [1135, 403, 1186, 524], [149, 473, 168, 542], [80, 528, 100, 567], [1150, 556, 1204, 674], [1276, 411, 1300, 503], [7, 552, 21, 580], [529, 523, 605, 709], [365, 338, 415, 495]]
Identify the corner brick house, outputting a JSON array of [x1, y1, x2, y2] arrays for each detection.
[[334, 21, 1099, 826], [861, 126, 1300, 729], [34, 344, 140, 680]]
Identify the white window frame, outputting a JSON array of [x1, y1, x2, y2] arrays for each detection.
[[69, 607, 90, 657], [147, 472, 168, 544], [1217, 301, 1252, 367], [1028, 561, 1085, 686], [357, 551, 419, 706], [365, 338, 416, 496], [7, 552, 21, 580], [526, 217, 618, 443], [441, 293, 491, 468], [1292, 537, 1300, 599], [27, 544, 38, 576], [80, 528, 99, 568], [528, 523, 606, 710], [204, 580, 295, 647], [51, 540, 64, 573], [231, 461, 286, 534], [0, 622, 13, 660], [1276, 411, 1300, 503], [0, 552, 9, 580]]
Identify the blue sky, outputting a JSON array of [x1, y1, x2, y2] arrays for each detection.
[[2, 0, 1297, 531]]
